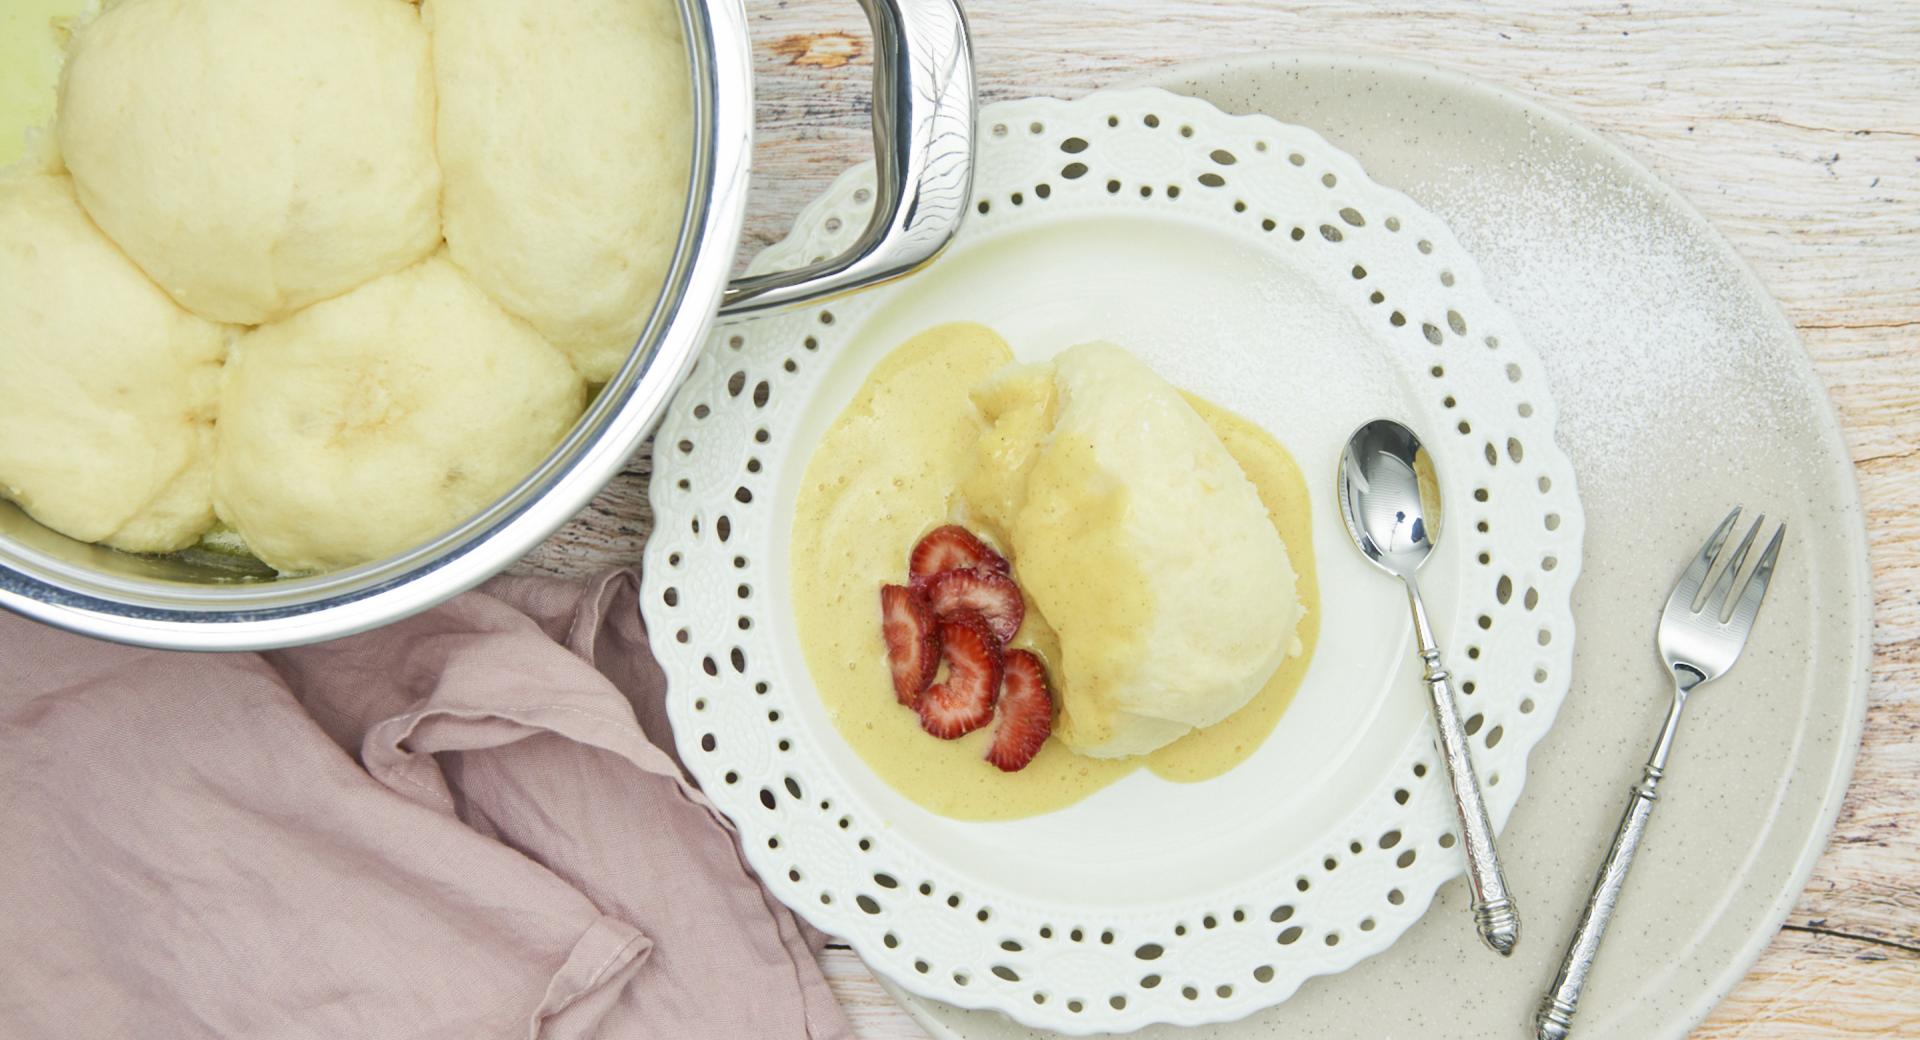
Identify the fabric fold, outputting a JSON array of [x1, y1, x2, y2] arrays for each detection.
[[0, 569, 853, 1040]]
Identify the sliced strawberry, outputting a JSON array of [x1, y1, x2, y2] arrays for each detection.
[[986, 650, 1054, 772], [880, 584, 940, 707], [924, 568, 1025, 643], [917, 615, 1002, 739], [909, 524, 1010, 581]]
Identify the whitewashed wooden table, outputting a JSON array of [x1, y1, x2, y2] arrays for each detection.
[[516, 2, 1920, 1035]]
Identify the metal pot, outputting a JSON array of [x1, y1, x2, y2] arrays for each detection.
[[0, 0, 975, 651]]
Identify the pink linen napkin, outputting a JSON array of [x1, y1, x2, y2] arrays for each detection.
[[0, 569, 854, 1040]]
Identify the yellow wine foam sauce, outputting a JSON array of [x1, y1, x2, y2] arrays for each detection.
[[790, 323, 1319, 820]]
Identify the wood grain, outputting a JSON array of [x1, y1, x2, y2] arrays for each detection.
[[515, 1, 1920, 1035]]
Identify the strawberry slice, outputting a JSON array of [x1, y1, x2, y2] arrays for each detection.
[[924, 568, 1025, 643], [986, 650, 1054, 772], [917, 615, 1002, 739], [909, 524, 1010, 581], [880, 584, 939, 707]]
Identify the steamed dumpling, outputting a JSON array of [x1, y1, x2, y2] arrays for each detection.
[[427, 0, 691, 382], [0, 173, 226, 552], [214, 256, 584, 574], [978, 343, 1303, 758], [57, 0, 441, 325]]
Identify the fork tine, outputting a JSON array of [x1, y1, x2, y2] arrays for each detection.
[[1704, 515, 1765, 619], [1664, 507, 1742, 616], [1726, 523, 1786, 634]]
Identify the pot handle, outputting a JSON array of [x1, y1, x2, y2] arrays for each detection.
[[719, 0, 975, 315]]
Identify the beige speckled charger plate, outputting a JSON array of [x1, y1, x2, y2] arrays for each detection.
[[888, 53, 1872, 1040]]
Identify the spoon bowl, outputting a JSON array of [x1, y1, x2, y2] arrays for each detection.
[[1337, 418, 1443, 580]]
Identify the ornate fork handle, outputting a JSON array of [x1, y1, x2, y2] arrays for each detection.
[[1535, 688, 1689, 1040]]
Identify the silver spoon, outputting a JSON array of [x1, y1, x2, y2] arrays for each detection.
[[1337, 418, 1520, 956]]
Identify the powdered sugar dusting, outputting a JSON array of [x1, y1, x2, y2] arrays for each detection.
[[1412, 135, 1816, 503]]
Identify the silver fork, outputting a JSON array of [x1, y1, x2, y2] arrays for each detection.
[[1533, 507, 1786, 1040]]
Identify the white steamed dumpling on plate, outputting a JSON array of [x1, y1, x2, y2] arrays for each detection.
[[988, 342, 1305, 757]]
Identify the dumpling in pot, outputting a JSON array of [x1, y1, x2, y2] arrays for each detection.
[[0, 173, 227, 553], [57, 0, 442, 325], [214, 256, 585, 574], [427, 0, 692, 382]]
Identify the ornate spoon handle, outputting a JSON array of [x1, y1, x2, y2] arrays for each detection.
[[1406, 578, 1519, 956]]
